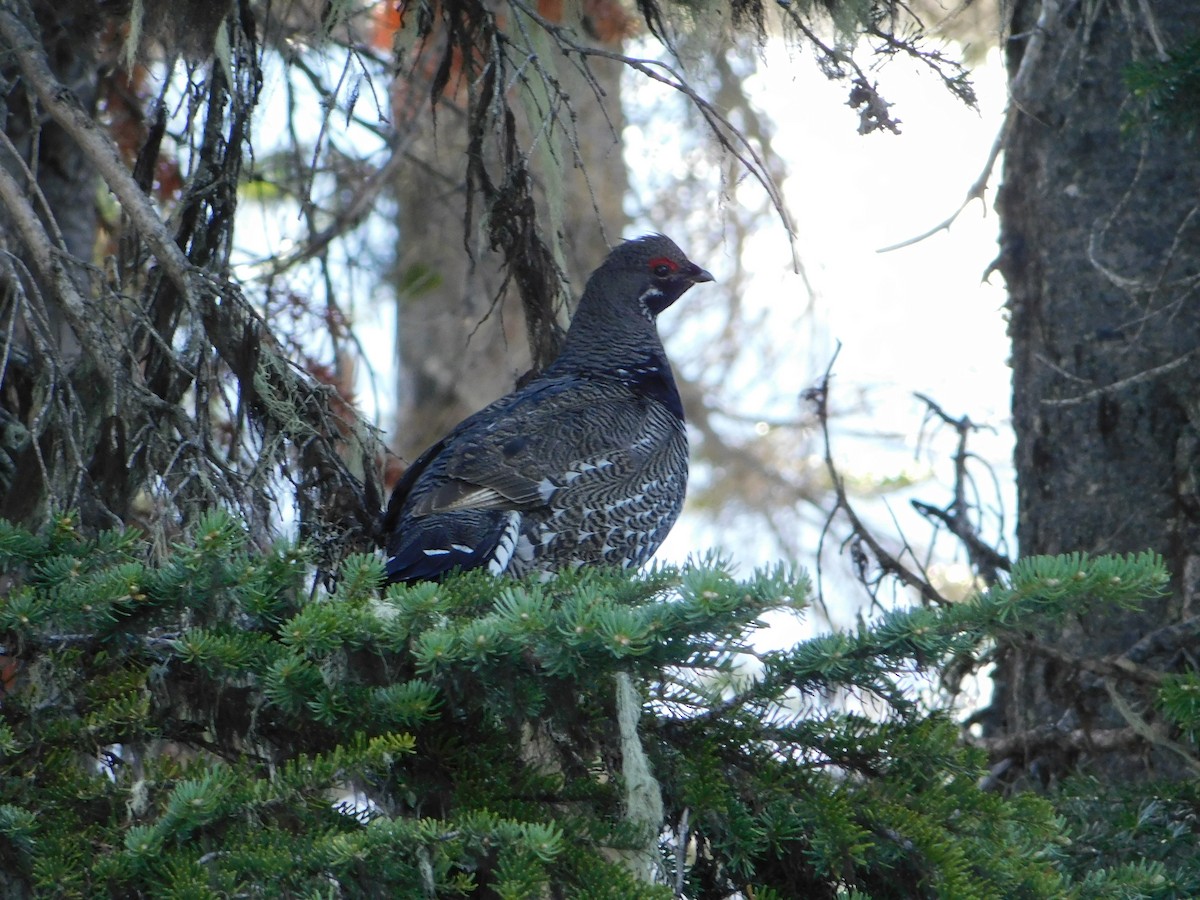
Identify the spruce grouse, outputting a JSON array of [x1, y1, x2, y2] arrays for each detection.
[[382, 234, 712, 583]]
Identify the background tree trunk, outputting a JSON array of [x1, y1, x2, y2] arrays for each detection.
[[0, 1, 101, 523], [993, 0, 1200, 783], [387, 0, 629, 466]]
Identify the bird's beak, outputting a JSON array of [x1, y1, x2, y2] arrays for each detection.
[[689, 265, 714, 284]]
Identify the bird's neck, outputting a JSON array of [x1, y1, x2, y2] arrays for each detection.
[[557, 292, 663, 366], [548, 307, 683, 420]]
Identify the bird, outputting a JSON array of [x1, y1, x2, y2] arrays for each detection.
[[381, 233, 713, 584]]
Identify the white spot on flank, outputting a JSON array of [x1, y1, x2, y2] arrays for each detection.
[[451, 543, 473, 553], [423, 548, 451, 556], [488, 511, 522, 575], [538, 478, 556, 502]]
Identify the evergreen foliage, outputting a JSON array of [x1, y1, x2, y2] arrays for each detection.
[[1126, 36, 1200, 135], [0, 513, 1192, 896]]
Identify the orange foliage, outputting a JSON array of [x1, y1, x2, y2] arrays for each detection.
[[371, 1, 404, 51], [538, 0, 565, 22]]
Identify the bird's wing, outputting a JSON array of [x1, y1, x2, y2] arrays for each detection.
[[405, 378, 662, 518], [379, 431, 451, 538], [380, 379, 572, 533]]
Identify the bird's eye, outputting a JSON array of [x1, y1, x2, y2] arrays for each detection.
[[649, 257, 678, 278]]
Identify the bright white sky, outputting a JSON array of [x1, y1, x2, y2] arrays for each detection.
[[642, 45, 1014, 608]]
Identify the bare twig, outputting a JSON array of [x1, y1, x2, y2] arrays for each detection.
[[967, 723, 1143, 758], [0, 3, 198, 307], [0, 161, 104, 372], [1105, 679, 1200, 776], [1007, 634, 1165, 686], [1042, 347, 1200, 407], [879, 0, 1062, 253], [807, 346, 950, 609], [780, 12, 902, 136], [911, 393, 1012, 582], [263, 138, 414, 277], [876, 113, 1010, 253], [507, 0, 796, 266]]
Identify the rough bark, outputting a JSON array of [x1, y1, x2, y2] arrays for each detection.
[[0, 1, 102, 522], [993, 0, 1200, 783]]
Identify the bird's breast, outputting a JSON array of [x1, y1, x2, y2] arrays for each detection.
[[507, 413, 687, 576], [612, 355, 684, 422]]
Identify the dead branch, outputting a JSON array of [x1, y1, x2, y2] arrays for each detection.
[[967, 723, 1143, 758], [807, 346, 951, 609], [911, 392, 1012, 582], [507, 0, 795, 257], [0, 1, 384, 567], [876, 111, 1009, 253], [0, 4, 198, 307], [1006, 634, 1165, 686], [0, 157, 107, 375]]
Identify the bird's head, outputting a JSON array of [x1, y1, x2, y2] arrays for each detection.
[[593, 233, 714, 318]]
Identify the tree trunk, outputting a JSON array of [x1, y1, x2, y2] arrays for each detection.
[[0, 1, 102, 524], [993, 0, 1200, 783], [387, 0, 628, 466]]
